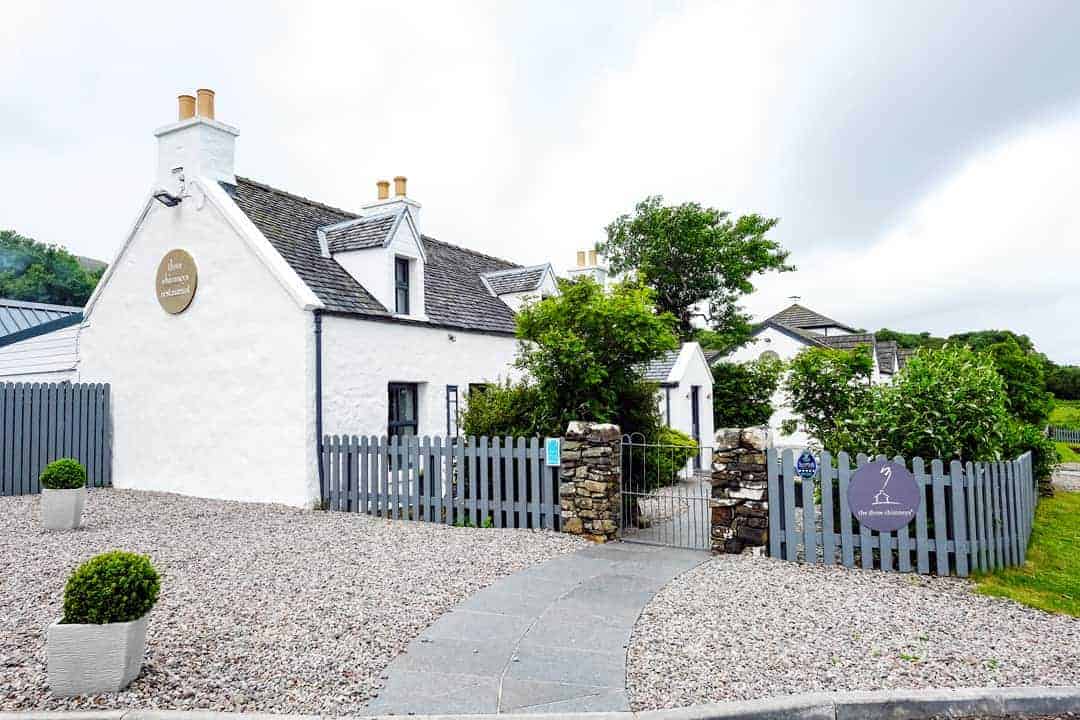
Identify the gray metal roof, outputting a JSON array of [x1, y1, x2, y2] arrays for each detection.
[[482, 265, 549, 295], [223, 177, 521, 334], [0, 298, 81, 339]]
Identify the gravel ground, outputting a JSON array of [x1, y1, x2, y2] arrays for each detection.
[[0, 489, 583, 714], [626, 554, 1080, 711]]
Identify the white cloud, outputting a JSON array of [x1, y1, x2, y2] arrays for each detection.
[[746, 110, 1080, 363]]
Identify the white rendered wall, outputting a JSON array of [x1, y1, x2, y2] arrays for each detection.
[[662, 344, 715, 473], [0, 324, 80, 382], [79, 193, 317, 507], [723, 326, 810, 449], [321, 315, 519, 438]]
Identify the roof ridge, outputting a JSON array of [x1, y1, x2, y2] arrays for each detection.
[[481, 263, 549, 278], [421, 234, 520, 269], [235, 176, 358, 220]]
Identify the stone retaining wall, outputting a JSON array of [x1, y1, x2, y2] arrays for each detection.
[[559, 421, 621, 543], [710, 427, 771, 554]]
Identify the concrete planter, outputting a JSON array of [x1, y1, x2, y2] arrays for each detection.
[[47, 613, 149, 696], [40, 487, 86, 531]]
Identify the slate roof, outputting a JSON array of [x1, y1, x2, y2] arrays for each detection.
[[482, 265, 549, 295], [817, 333, 877, 351], [643, 349, 680, 384], [324, 213, 398, 253], [223, 177, 521, 334], [767, 303, 858, 333], [0, 299, 81, 340]]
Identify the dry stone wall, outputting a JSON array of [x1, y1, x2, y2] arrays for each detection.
[[711, 427, 771, 554], [559, 421, 621, 543]]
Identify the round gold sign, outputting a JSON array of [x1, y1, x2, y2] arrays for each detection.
[[155, 249, 198, 314]]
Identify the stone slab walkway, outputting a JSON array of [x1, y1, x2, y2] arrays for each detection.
[[364, 542, 706, 715]]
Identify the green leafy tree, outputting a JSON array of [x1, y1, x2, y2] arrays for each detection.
[[712, 357, 783, 428], [0, 230, 102, 306], [874, 328, 946, 350], [1047, 364, 1080, 401], [461, 278, 680, 440], [781, 346, 874, 451], [984, 338, 1054, 425], [513, 277, 679, 436], [600, 196, 792, 343]]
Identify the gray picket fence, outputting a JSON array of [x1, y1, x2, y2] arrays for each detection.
[[1, 382, 112, 496], [767, 449, 1035, 577], [320, 435, 561, 530], [1049, 426, 1080, 444]]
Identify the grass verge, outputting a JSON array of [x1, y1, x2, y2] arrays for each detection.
[[1056, 442, 1080, 464], [975, 490, 1080, 616], [1050, 399, 1080, 429]]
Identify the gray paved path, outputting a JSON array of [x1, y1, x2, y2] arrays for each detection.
[[365, 542, 706, 715]]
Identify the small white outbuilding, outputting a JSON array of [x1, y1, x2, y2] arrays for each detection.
[[643, 342, 715, 472]]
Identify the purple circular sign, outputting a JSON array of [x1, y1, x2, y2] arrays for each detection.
[[847, 460, 920, 532]]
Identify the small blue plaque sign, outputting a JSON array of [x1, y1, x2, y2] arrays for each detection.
[[847, 460, 920, 532], [796, 449, 818, 479], [545, 437, 561, 467]]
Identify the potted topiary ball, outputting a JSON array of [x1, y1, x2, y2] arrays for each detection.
[[39, 458, 88, 531], [47, 550, 160, 696]]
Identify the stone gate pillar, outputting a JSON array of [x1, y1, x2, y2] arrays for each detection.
[[559, 421, 621, 543], [711, 427, 771, 554]]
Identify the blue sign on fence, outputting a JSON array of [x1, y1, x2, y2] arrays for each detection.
[[796, 449, 818, 479], [545, 437, 561, 466], [847, 460, 920, 532]]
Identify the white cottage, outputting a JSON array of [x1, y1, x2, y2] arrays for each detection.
[[69, 90, 558, 507], [643, 342, 715, 472], [722, 303, 911, 448]]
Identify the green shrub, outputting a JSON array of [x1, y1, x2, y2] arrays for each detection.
[[39, 458, 86, 490], [1003, 420, 1060, 484], [62, 551, 160, 625], [632, 426, 698, 493], [459, 380, 546, 438], [712, 357, 783, 428]]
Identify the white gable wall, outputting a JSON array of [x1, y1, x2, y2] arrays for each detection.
[[321, 316, 519, 437], [79, 189, 318, 507], [661, 343, 715, 472], [0, 323, 80, 383]]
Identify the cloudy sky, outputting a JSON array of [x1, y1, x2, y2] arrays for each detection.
[[2, 1, 1079, 362]]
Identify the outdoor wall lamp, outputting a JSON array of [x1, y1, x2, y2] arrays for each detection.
[[152, 189, 183, 207]]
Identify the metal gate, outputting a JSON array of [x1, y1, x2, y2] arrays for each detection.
[[618, 434, 712, 550]]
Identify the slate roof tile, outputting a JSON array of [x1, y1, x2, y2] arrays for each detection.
[[482, 265, 548, 295], [643, 349, 680, 383], [768, 304, 858, 333], [223, 177, 521, 334], [324, 213, 398, 253]]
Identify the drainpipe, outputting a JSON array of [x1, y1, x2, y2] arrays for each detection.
[[314, 311, 325, 500]]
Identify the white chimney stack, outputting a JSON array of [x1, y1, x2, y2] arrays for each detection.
[[362, 175, 422, 227], [567, 248, 609, 288], [154, 89, 238, 194]]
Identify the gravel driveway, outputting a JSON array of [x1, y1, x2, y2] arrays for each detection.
[[0, 489, 583, 714], [627, 554, 1080, 711]]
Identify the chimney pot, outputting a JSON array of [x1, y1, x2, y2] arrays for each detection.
[[178, 94, 196, 121], [196, 88, 215, 120], [576, 251, 586, 267], [588, 249, 598, 266], [393, 176, 407, 197], [376, 180, 390, 200]]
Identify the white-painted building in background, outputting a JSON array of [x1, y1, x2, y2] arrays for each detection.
[[721, 303, 911, 449], [39, 90, 565, 507]]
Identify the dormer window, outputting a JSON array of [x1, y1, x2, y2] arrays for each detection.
[[395, 257, 410, 314]]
